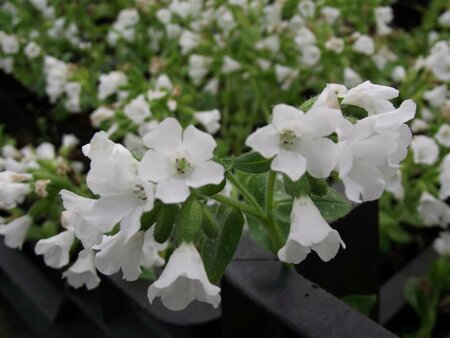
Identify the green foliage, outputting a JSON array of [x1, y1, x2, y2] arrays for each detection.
[[233, 152, 272, 173], [175, 195, 203, 243], [310, 188, 352, 222], [154, 204, 179, 243], [341, 294, 377, 317]]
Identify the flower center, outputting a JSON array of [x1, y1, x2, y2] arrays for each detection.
[[175, 157, 192, 175], [133, 184, 147, 201], [280, 129, 296, 146]]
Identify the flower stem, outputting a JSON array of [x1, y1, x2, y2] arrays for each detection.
[[226, 173, 265, 214], [265, 171, 284, 250], [210, 194, 265, 222]]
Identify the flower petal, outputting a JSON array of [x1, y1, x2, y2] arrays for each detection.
[[245, 125, 280, 158], [182, 125, 217, 162], [187, 161, 224, 188], [156, 177, 191, 204], [298, 107, 343, 137], [139, 149, 174, 182], [297, 138, 338, 178], [143, 118, 182, 155], [271, 148, 306, 181], [272, 104, 303, 130]]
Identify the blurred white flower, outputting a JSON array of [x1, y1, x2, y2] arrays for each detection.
[[24, 41, 41, 59], [374, 7, 393, 35], [353, 35, 374, 55], [418, 192, 450, 228], [325, 37, 344, 53], [0, 171, 31, 210], [391, 65, 406, 82], [148, 242, 220, 311], [221, 56, 241, 74], [425, 41, 450, 82], [188, 55, 212, 85], [423, 85, 447, 108], [320, 6, 340, 23], [438, 10, 450, 27], [194, 109, 221, 134], [124, 95, 151, 124], [435, 124, 450, 147], [343, 67, 363, 88], [179, 30, 200, 54], [411, 135, 439, 165], [90, 107, 115, 128], [97, 71, 127, 101], [298, 0, 316, 18]]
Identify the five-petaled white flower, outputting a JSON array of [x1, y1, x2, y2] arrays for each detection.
[[139, 118, 224, 204], [278, 196, 345, 264], [148, 242, 220, 311], [246, 103, 342, 181], [83, 132, 155, 240]]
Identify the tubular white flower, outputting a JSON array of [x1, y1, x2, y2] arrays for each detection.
[[0, 171, 31, 210], [0, 215, 32, 249], [418, 192, 450, 228], [340, 81, 399, 115], [278, 196, 345, 264], [94, 229, 165, 281], [35, 230, 75, 268], [148, 242, 220, 311], [60, 190, 101, 248], [140, 118, 224, 204], [83, 132, 155, 240], [410, 135, 439, 165], [63, 249, 101, 290], [246, 102, 342, 181]]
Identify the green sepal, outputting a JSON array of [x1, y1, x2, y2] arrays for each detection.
[[299, 95, 317, 111], [307, 175, 329, 196], [154, 204, 179, 243], [175, 195, 203, 243], [283, 174, 310, 198], [28, 198, 51, 219]]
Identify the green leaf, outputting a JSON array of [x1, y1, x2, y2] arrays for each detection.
[[201, 207, 220, 239], [246, 215, 273, 252], [341, 294, 377, 317], [307, 175, 329, 196], [233, 151, 272, 173], [274, 201, 292, 224], [310, 188, 352, 222], [154, 204, 179, 243], [175, 195, 203, 243], [283, 174, 309, 198], [246, 173, 268, 207], [202, 207, 244, 283], [197, 179, 226, 196]]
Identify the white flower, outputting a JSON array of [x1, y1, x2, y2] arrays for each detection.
[[124, 95, 151, 124], [63, 249, 101, 290], [320, 6, 340, 23], [156, 8, 172, 24], [340, 81, 399, 115], [246, 102, 342, 181], [343, 67, 363, 88], [60, 189, 101, 249], [216, 6, 236, 33], [325, 37, 344, 53], [24, 41, 41, 59], [439, 154, 450, 200], [44, 56, 68, 103], [35, 230, 75, 268], [418, 192, 450, 228], [410, 119, 429, 133], [384, 169, 404, 201], [0, 33, 19, 55], [62, 134, 80, 148], [155, 74, 173, 92], [140, 118, 224, 204], [0, 171, 31, 210], [435, 124, 450, 147], [438, 10, 450, 27], [90, 107, 115, 127], [179, 30, 200, 54], [423, 85, 447, 108], [336, 100, 416, 202], [374, 7, 393, 35], [221, 56, 241, 74], [391, 65, 406, 82], [203, 78, 219, 95], [84, 132, 155, 240], [0, 215, 32, 249], [352, 35, 375, 55], [64, 82, 82, 113], [148, 242, 220, 311], [194, 109, 221, 134], [411, 135, 439, 165], [124, 133, 146, 158], [434, 232, 450, 255], [300, 45, 321, 66], [36, 142, 55, 160], [294, 27, 316, 48], [97, 71, 127, 100], [275, 64, 299, 91], [0, 57, 13, 74], [298, 0, 315, 18], [255, 36, 280, 54], [425, 41, 450, 82], [188, 55, 212, 85], [278, 196, 345, 264], [94, 229, 165, 281]]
